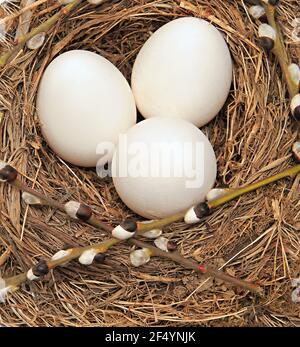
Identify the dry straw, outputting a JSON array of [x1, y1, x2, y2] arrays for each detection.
[[0, 0, 299, 326]]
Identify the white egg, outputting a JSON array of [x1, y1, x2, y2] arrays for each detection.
[[37, 50, 136, 167], [112, 117, 217, 219], [131, 17, 232, 127]]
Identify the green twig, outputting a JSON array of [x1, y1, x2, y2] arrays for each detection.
[[136, 164, 300, 231]]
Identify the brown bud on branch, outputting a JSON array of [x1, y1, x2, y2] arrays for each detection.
[[258, 23, 276, 51], [291, 94, 300, 121], [112, 220, 137, 240], [32, 260, 49, 277], [0, 162, 18, 183], [64, 201, 93, 221], [292, 142, 300, 163], [184, 202, 211, 224]]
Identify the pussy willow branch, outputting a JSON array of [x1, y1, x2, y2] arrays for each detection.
[[12, 178, 111, 232], [9, 164, 300, 232], [0, 0, 83, 66], [2, 163, 300, 297], [259, 1, 299, 99], [136, 164, 300, 232], [4, 237, 119, 288], [0, 0, 297, 302], [3, 232, 263, 296], [256, 1, 299, 156], [129, 239, 263, 296]]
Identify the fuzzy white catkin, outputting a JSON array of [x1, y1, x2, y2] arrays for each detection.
[[154, 237, 169, 252], [64, 201, 80, 219], [0, 286, 10, 303], [291, 94, 300, 114], [26, 268, 39, 281], [291, 287, 300, 304], [139, 220, 162, 238], [184, 206, 200, 224], [0, 22, 6, 43], [292, 18, 300, 28], [26, 33, 45, 50], [291, 278, 300, 288], [258, 23, 276, 41], [130, 248, 151, 267], [22, 192, 42, 205], [51, 249, 72, 261], [112, 225, 135, 240], [0, 278, 6, 301], [78, 249, 98, 265], [206, 188, 228, 202], [0, 278, 11, 304], [249, 5, 265, 19], [142, 229, 162, 239], [288, 64, 300, 85], [0, 161, 6, 169], [293, 142, 300, 156]]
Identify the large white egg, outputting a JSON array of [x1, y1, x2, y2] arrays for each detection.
[[112, 117, 217, 219], [131, 17, 232, 127], [37, 50, 136, 167]]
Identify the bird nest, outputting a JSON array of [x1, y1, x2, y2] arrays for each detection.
[[0, 0, 299, 327]]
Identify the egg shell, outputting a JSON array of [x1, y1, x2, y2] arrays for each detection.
[[131, 17, 232, 127], [37, 50, 136, 167], [112, 117, 217, 219]]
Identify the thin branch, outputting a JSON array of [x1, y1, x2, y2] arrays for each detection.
[[0, 0, 50, 27], [0, 0, 83, 66], [7, 164, 300, 233], [129, 239, 263, 296], [259, 1, 298, 99], [4, 238, 119, 288], [2, 231, 263, 297], [0, 0, 297, 305], [2, 163, 300, 298], [136, 164, 300, 232], [12, 178, 112, 232]]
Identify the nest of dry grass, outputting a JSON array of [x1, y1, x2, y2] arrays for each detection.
[[0, 0, 299, 327]]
